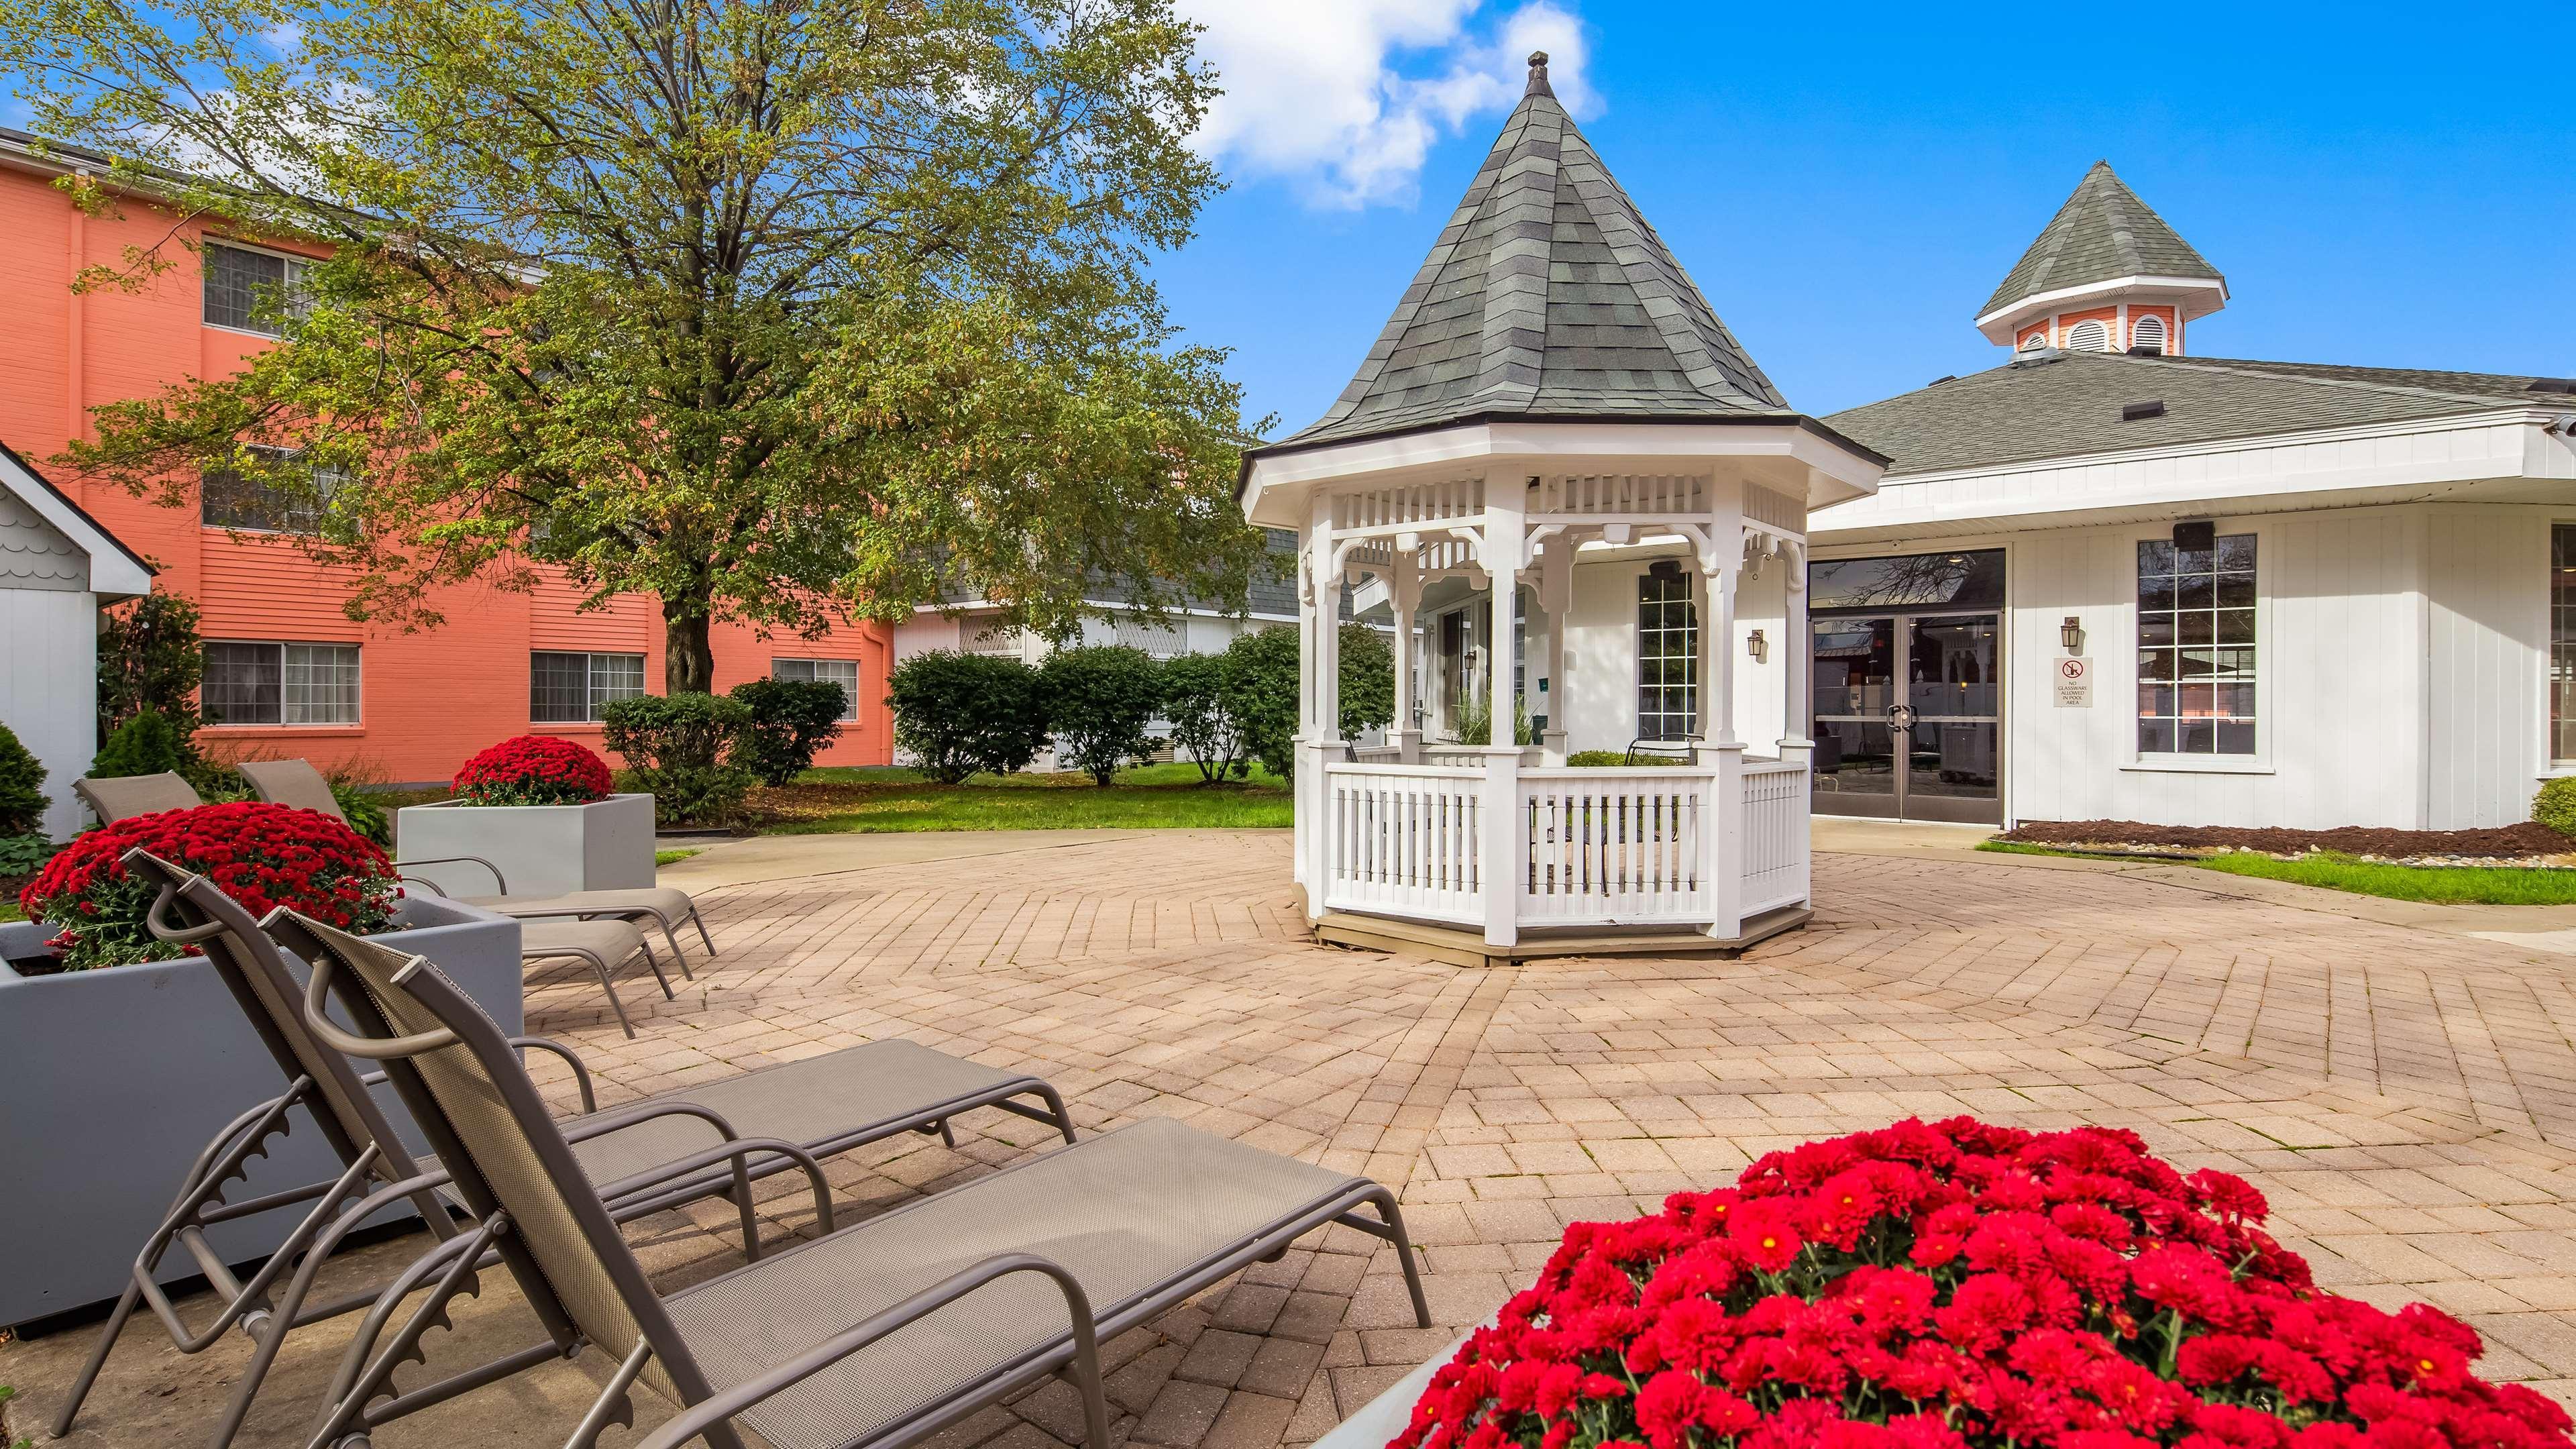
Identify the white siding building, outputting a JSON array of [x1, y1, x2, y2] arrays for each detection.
[[0, 443, 153, 838]]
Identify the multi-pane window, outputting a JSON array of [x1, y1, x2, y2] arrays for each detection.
[[530, 651, 645, 722], [2137, 533, 2256, 755], [1635, 571, 1699, 742], [2553, 525, 2576, 763], [202, 446, 345, 534], [203, 641, 361, 725], [773, 657, 859, 720], [203, 241, 311, 335]]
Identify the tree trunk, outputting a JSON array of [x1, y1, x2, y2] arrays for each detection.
[[664, 605, 716, 694]]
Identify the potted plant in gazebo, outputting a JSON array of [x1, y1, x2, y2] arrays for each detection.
[[0, 802, 521, 1324], [394, 734, 657, 898]]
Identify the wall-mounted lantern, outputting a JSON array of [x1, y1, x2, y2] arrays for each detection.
[[2060, 615, 2085, 653], [1746, 627, 1768, 663]]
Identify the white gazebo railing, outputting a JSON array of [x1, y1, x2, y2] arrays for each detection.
[[1519, 766, 1711, 926], [1320, 764, 1485, 926]]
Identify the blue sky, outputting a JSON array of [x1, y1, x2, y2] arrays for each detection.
[[1161, 1, 2575, 435]]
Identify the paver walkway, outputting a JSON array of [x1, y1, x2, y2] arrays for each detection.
[[13, 829, 2576, 1448]]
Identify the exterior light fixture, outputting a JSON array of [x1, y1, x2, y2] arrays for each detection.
[[1747, 628, 1768, 662], [2060, 616, 2084, 653]]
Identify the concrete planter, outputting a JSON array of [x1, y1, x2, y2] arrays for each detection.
[[0, 896, 522, 1327], [394, 792, 657, 898]]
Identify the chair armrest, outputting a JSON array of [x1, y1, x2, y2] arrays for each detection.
[[560, 1097, 740, 1148], [396, 853, 508, 894], [508, 1034, 596, 1112], [631, 1252, 1106, 1449], [592, 1136, 837, 1232]]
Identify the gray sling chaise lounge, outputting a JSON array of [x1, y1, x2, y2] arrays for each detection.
[[280, 910, 1432, 1449], [72, 769, 201, 822], [54, 851, 1077, 1449], [238, 757, 718, 967]]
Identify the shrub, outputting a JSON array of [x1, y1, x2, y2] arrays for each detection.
[[0, 834, 56, 875], [327, 773, 393, 847], [2534, 778, 2576, 840], [1337, 623, 1396, 741], [1161, 652, 1247, 784], [90, 708, 191, 780], [1447, 696, 1534, 748], [0, 722, 47, 835], [18, 802, 399, 970], [1220, 627, 1299, 783], [601, 694, 755, 825], [97, 590, 207, 747], [1040, 645, 1164, 786], [1400, 1115, 2572, 1449], [729, 677, 848, 787], [1565, 749, 1629, 767], [886, 651, 1051, 785], [452, 735, 614, 806]]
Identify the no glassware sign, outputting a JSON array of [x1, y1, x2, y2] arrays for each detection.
[[2053, 656, 2093, 707]]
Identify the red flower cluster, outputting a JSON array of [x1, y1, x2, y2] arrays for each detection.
[[18, 801, 400, 970], [1399, 1118, 2569, 1449], [452, 735, 613, 806]]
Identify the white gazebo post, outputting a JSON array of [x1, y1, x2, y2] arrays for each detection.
[[1480, 484, 1525, 948], [1389, 549, 1423, 763], [1697, 503, 1746, 943], [1538, 535, 1572, 763], [1778, 538, 1813, 765], [1299, 491, 1342, 918]]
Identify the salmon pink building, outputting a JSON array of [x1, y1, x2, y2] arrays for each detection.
[[0, 130, 894, 784]]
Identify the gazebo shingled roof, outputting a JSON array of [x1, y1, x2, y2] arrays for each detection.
[[1264, 53, 1796, 454]]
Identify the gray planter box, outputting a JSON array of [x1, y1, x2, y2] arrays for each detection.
[[0, 896, 522, 1327], [394, 792, 657, 898]]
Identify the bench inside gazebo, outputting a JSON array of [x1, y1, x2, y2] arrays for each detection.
[[1239, 52, 1886, 967]]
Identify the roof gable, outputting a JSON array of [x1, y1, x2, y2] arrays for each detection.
[[1980, 161, 2222, 321], [0, 439, 152, 596], [1273, 54, 1789, 451]]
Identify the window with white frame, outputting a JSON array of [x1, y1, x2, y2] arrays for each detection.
[[203, 241, 313, 335], [203, 641, 361, 725], [201, 445, 347, 534], [773, 657, 859, 720], [2552, 525, 2576, 763], [2129, 315, 2168, 354], [2019, 331, 2050, 352], [2063, 319, 2110, 352], [529, 651, 645, 722], [2137, 533, 2256, 755], [1635, 570, 1699, 742]]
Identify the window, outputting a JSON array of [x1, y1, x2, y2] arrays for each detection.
[[201, 446, 345, 534], [203, 641, 361, 725], [2129, 315, 2167, 354], [1636, 570, 1699, 742], [2019, 332, 2050, 352], [203, 241, 311, 335], [2553, 525, 2576, 763], [2137, 533, 2256, 755], [530, 651, 645, 722], [2063, 319, 2110, 352], [1109, 614, 1186, 657], [774, 657, 859, 720]]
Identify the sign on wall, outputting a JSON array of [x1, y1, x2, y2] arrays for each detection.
[[2052, 656, 2094, 707]]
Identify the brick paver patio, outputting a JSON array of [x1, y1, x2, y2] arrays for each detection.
[[15, 830, 2576, 1446]]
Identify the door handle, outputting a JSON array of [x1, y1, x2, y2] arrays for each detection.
[[1885, 703, 1916, 731]]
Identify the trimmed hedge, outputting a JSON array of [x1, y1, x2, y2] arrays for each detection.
[[886, 651, 1051, 785]]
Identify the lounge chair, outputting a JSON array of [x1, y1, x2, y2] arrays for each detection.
[[522, 914, 673, 1037], [280, 910, 1431, 1449], [236, 757, 716, 967], [72, 769, 200, 822], [51, 851, 1077, 1449]]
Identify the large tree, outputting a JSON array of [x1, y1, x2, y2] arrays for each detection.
[[1, 0, 1267, 690]]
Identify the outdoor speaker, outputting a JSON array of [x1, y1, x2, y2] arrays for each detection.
[[2173, 520, 2215, 553]]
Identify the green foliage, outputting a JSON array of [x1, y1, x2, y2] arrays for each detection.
[[2197, 849, 2576, 905], [1039, 645, 1163, 786], [729, 678, 849, 787], [0, 833, 57, 875], [0, 722, 48, 835], [11, 0, 1265, 694], [329, 778, 392, 847], [1220, 627, 1301, 784], [885, 651, 1052, 786], [89, 708, 190, 780], [1336, 624, 1395, 741], [2534, 778, 2576, 839], [602, 694, 755, 826], [96, 591, 204, 747], [1160, 652, 1247, 784], [1564, 750, 1630, 768], [1446, 696, 1534, 748]]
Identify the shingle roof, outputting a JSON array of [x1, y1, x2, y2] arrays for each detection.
[[1825, 352, 2571, 478], [1266, 54, 1792, 453], [1979, 161, 2223, 321]]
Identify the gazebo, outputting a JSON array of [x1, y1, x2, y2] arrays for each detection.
[[1240, 54, 1886, 965]]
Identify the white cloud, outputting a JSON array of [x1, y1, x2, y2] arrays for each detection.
[[1179, 0, 1595, 209]]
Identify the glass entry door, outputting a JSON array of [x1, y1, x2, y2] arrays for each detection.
[[1811, 612, 2001, 823]]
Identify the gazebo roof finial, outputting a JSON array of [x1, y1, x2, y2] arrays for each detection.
[[1525, 50, 1553, 97]]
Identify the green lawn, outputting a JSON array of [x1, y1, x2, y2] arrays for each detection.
[[757, 761, 1292, 834], [654, 848, 700, 867], [1978, 839, 2576, 905]]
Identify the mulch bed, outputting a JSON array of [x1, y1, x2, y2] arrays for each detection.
[[2001, 818, 2575, 861]]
